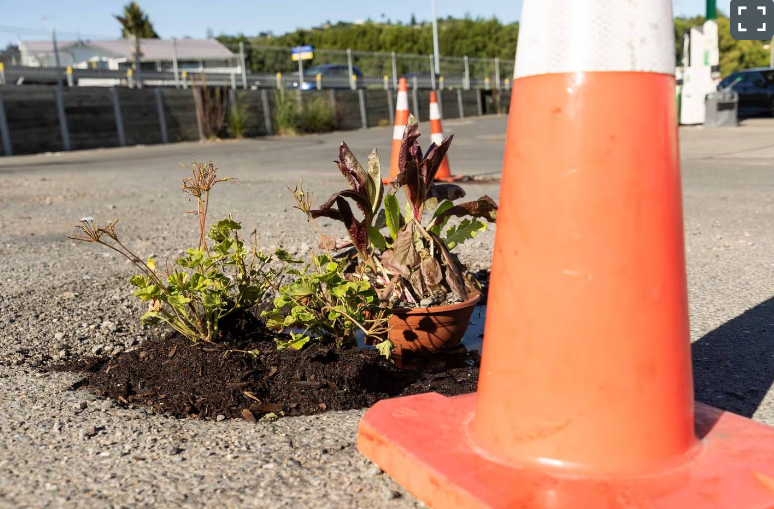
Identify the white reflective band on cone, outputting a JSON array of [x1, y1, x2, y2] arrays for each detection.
[[393, 125, 405, 140], [429, 102, 441, 120], [396, 92, 409, 111], [431, 133, 443, 145], [515, 0, 675, 78]]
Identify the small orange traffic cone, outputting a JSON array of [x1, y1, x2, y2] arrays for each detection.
[[358, 0, 774, 507], [429, 91, 460, 182], [384, 78, 410, 184]]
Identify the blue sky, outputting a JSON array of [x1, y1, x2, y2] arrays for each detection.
[[0, 0, 732, 48]]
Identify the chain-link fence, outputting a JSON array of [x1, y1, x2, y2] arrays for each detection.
[[0, 26, 514, 91]]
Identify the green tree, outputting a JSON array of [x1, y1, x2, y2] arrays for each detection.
[[115, 2, 159, 39]]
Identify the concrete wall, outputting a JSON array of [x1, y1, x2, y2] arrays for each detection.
[[0, 85, 499, 157]]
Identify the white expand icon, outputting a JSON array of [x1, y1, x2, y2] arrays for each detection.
[[739, 6, 747, 31]]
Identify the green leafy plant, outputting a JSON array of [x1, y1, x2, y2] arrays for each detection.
[[68, 160, 283, 343], [228, 99, 248, 139], [308, 114, 498, 308], [301, 96, 335, 133], [274, 89, 301, 135], [262, 254, 391, 350]]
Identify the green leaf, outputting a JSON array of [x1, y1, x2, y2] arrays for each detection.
[[273, 296, 293, 308], [212, 238, 234, 256], [201, 293, 222, 308], [276, 332, 311, 351], [130, 274, 151, 288], [188, 273, 209, 291], [429, 200, 455, 236], [176, 248, 206, 269], [384, 194, 401, 241], [133, 284, 160, 301], [275, 249, 303, 264], [295, 311, 316, 323], [264, 316, 284, 331], [284, 279, 315, 297], [208, 218, 241, 242], [167, 294, 193, 307], [329, 282, 352, 298], [444, 219, 487, 251], [375, 339, 394, 359], [367, 226, 387, 251], [141, 310, 161, 325]]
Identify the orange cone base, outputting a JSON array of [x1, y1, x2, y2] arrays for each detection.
[[357, 393, 774, 509]]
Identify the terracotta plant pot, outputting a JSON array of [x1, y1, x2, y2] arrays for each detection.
[[388, 291, 482, 355]]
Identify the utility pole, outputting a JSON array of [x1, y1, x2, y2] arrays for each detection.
[[431, 0, 441, 74]]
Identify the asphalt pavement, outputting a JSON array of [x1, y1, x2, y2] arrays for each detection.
[[0, 115, 773, 508]]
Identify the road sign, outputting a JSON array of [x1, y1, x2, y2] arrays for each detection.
[[292, 45, 314, 61]]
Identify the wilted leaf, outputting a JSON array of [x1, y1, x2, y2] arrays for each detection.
[[430, 196, 498, 228], [337, 141, 369, 195], [410, 269, 426, 297], [430, 231, 467, 301], [242, 408, 257, 422], [317, 235, 353, 251], [393, 224, 420, 268], [367, 149, 383, 213], [420, 257, 443, 294], [380, 250, 410, 278], [427, 183, 466, 202], [375, 339, 394, 359]]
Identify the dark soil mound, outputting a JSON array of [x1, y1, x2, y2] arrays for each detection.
[[67, 311, 479, 421]]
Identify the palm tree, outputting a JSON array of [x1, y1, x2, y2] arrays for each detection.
[[115, 2, 159, 87]]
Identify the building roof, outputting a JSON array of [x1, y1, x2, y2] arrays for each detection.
[[20, 38, 234, 61]]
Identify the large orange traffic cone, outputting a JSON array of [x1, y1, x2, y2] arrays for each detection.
[[358, 0, 774, 507], [429, 91, 460, 182], [384, 78, 410, 184]]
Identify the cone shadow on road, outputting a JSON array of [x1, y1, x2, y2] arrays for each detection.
[[692, 297, 774, 419]]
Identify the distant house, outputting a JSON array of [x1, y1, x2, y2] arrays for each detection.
[[18, 38, 239, 74]]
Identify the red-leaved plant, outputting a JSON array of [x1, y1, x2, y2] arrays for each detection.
[[295, 114, 497, 308]]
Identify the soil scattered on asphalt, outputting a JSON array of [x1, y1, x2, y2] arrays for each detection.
[[56, 311, 480, 421]]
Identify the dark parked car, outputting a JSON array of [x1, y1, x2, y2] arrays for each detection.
[[288, 64, 363, 90], [718, 68, 774, 115]]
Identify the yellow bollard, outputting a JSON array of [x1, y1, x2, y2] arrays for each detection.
[[485, 76, 490, 90], [316, 73, 322, 90], [352, 73, 357, 90], [439, 75, 444, 90], [384, 74, 389, 90], [276, 72, 282, 89]]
